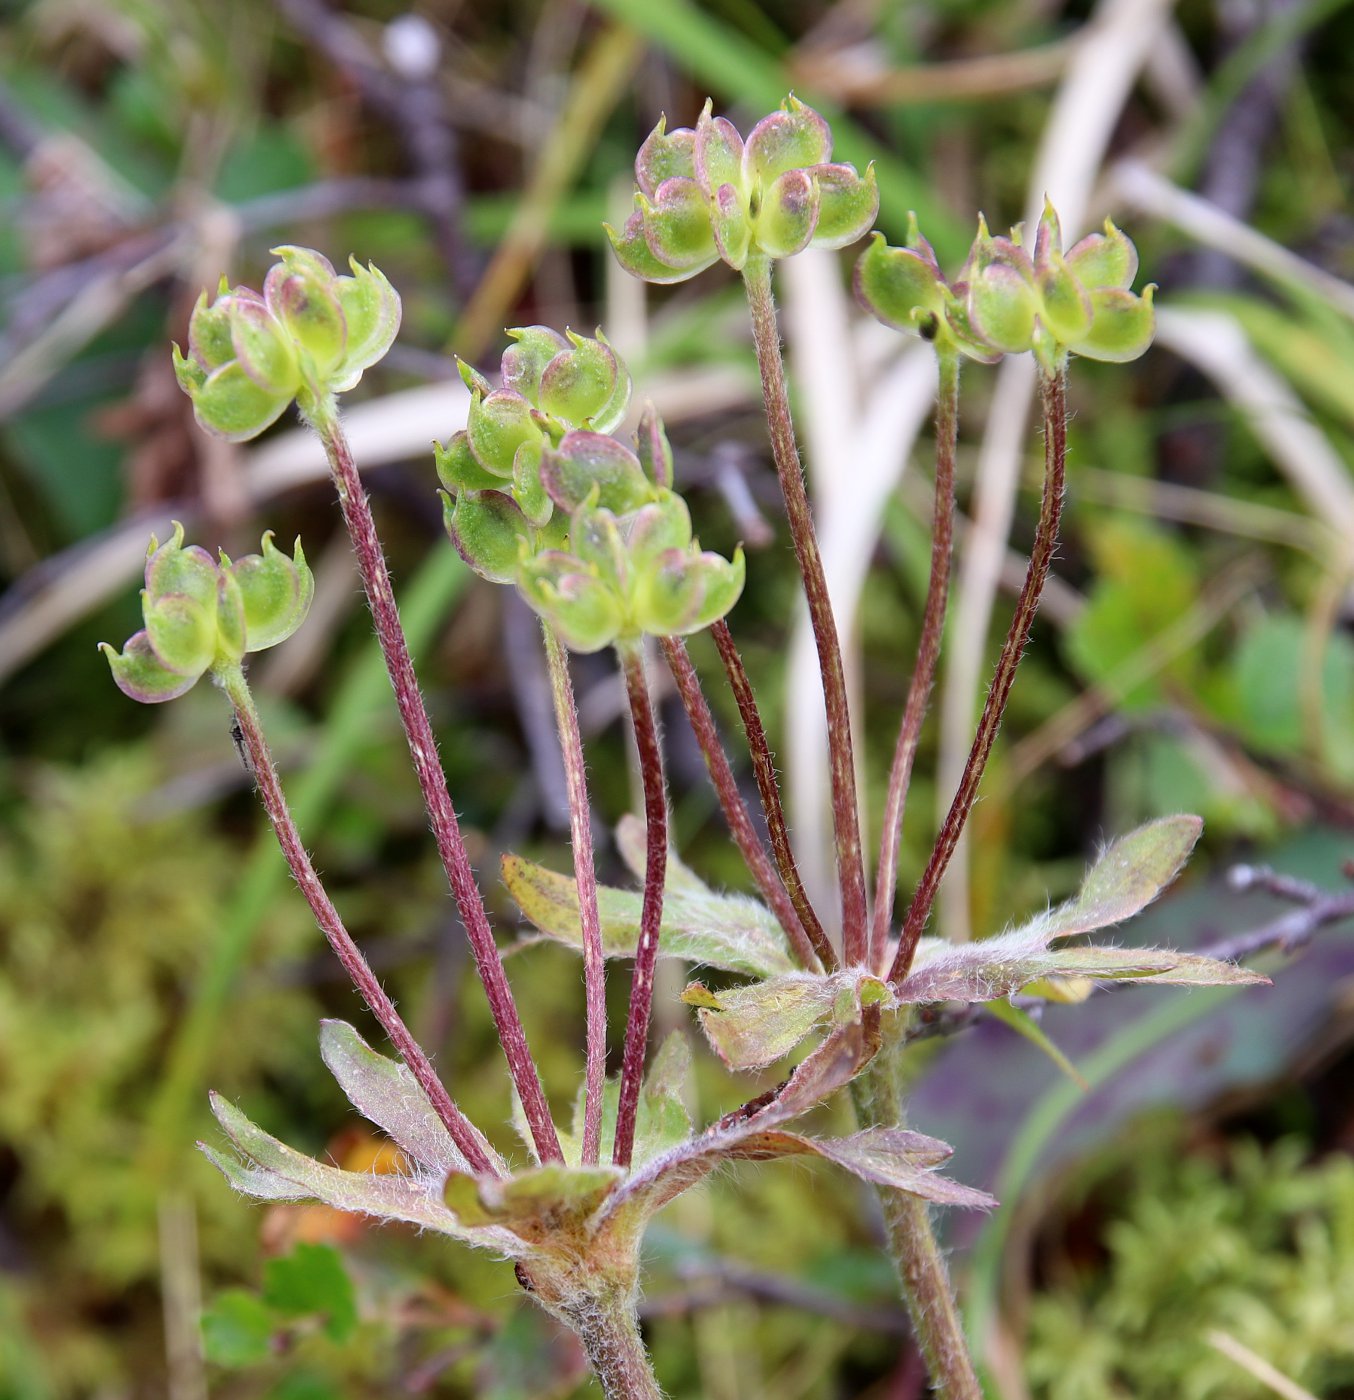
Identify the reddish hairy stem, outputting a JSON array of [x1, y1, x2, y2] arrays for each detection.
[[542, 624, 608, 1166], [612, 642, 667, 1169], [710, 619, 837, 972], [311, 403, 562, 1165], [889, 366, 1068, 984], [708, 624, 834, 974], [742, 255, 869, 963], [219, 665, 498, 1176], [660, 635, 823, 972], [869, 352, 960, 971]]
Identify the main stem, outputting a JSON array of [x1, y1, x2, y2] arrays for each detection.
[[890, 365, 1068, 984], [310, 401, 562, 1164], [660, 635, 824, 973], [870, 351, 960, 970], [710, 619, 835, 972], [612, 641, 667, 1169], [218, 664, 498, 1177], [742, 255, 869, 963], [852, 1017, 981, 1399], [542, 624, 608, 1166], [575, 1301, 664, 1400]]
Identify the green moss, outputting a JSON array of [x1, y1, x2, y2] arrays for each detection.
[[1026, 1137, 1354, 1399]]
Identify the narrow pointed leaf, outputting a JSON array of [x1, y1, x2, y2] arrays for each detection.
[[318, 1020, 502, 1177]]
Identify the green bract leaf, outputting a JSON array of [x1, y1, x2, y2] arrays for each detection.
[[501, 852, 798, 979], [683, 968, 894, 1070], [318, 1019, 501, 1176], [894, 818, 1270, 1005], [558, 1033, 693, 1170], [201, 1093, 520, 1253]]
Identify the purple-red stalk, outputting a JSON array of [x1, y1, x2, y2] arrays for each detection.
[[710, 619, 836, 972], [742, 255, 870, 964], [612, 642, 668, 1169], [220, 665, 498, 1176], [542, 624, 608, 1166], [869, 351, 960, 971], [889, 366, 1068, 985], [312, 403, 562, 1165], [661, 635, 824, 972]]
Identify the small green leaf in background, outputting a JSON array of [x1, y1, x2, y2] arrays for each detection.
[[1228, 612, 1354, 781], [267, 1371, 342, 1400], [261, 1243, 358, 1343], [202, 1288, 276, 1367], [1064, 519, 1201, 708]]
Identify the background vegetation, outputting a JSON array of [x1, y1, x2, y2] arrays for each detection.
[[2, 0, 1353, 1395]]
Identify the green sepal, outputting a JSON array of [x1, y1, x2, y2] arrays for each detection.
[[634, 115, 697, 197], [742, 95, 832, 187], [264, 246, 348, 380], [1035, 253, 1092, 343], [538, 329, 631, 432], [1065, 218, 1139, 290], [967, 261, 1039, 354], [635, 403, 674, 489], [693, 100, 744, 197], [637, 543, 744, 638], [186, 361, 293, 443], [1073, 284, 1157, 363], [512, 439, 553, 527], [709, 183, 752, 269], [332, 258, 401, 391], [539, 431, 654, 515], [466, 388, 541, 478], [753, 168, 819, 259], [606, 206, 711, 286], [229, 295, 299, 394], [501, 326, 569, 402], [444, 489, 535, 584], [187, 289, 237, 370], [100, 632, 203, 704], [435, 430, 502, 493], [516, 553, 625, 654], [853, 231, 945, 336], [640, 178, 719, 272], [141, 592, 217, 678], [230, 533, 315, 651], [810, 162, 879, 250], [212, 568, 248, 663]]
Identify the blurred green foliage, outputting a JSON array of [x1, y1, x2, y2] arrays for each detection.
[[1027, 1135, 1354, 1399]]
